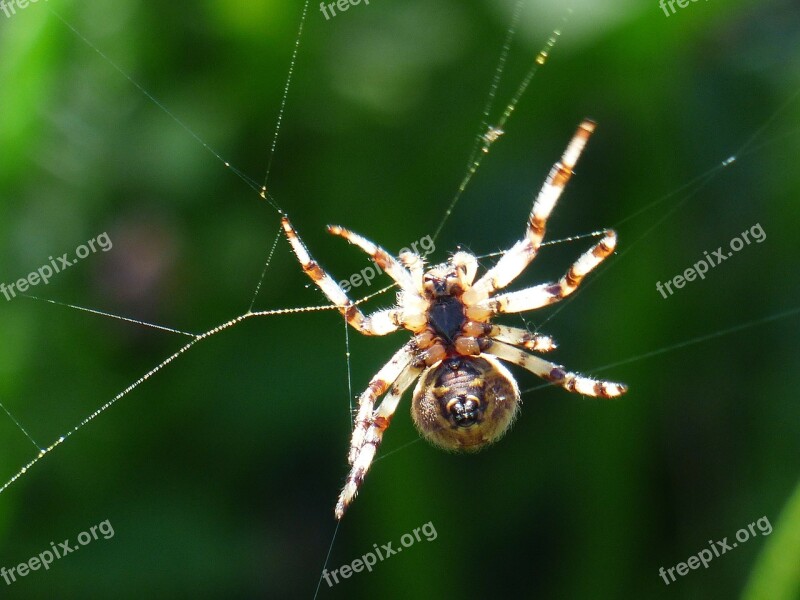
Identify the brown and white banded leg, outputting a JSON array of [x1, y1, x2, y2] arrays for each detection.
[[489, 324, 557, 352], [464, 120, 597, 304], [283, 217, 403, 335], [327, 225, 419, 295], [336, 363, 424, 519], [469, 230, 617, 318], [348, 342, 415, 466], [488, 340, 627, 398]]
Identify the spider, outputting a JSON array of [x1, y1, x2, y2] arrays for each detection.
[[282, 119, 628, 520]]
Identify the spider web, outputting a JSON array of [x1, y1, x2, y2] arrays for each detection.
[[1, 0, 799, 596]]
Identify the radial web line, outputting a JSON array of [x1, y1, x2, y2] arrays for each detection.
[[0, 303, 342, 496], [0, 401, 41, 451], [22, 295, 199, 338], [263, 0, 311, 190], [311, 317, 354, 598], [248, 224, 285, 312], [474, 229, 608, 260], [46, 7, 284, 215], [463, 0, 526, 171], [432, 10, 571, 243]]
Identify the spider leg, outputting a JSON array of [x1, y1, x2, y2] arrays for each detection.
[[489, 324, 557, 352], [488, 340, 627, 398], [327, 225, 419, 295], [282, 217, 403, 335], [336, 362, 424, 520], [464, 120, 596, 304], [348, 341, 415, 465], [469, 230, 617, 318]]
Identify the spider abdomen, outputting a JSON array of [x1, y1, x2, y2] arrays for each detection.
[[411, 356, 520, 452]]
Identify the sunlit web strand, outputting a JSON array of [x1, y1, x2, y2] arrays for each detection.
[[22, 294, 199, 338], [248, 224, 285, 312], [0, 303, 339, 497], [263, 0, 311, 190], [473, 229, 609, 261], [0, 401, 41, 451], [46, 7, 284, 216], [430, 9, 571, 243], [462, 0, 526, 172], [310, 319, 353, 599]]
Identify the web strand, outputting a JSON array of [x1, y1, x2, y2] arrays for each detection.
[[0, 401, 41, 451], [462, 0, 525, 171], [46, 7, 284, 215], [22, 295, 199, 338], [248, 224, 285, 312], [0, 303, 341, 497], [431, 9, 571, 243], [263, 0, 311, 190]]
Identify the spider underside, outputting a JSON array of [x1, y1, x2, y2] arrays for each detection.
[[283, 119, 627, 520]]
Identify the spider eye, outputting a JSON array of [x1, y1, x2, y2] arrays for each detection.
[[412, 356, 520, 452]]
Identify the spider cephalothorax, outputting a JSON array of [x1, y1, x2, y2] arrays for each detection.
[[283, 119, 628, 519]]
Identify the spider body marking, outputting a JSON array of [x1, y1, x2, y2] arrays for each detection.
[[282, 119, 628, 519]]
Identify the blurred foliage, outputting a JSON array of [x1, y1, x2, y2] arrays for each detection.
[[744, 477, 800, 600], [0, 0, 798, 598]]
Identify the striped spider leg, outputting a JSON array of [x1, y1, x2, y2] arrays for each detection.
[[282, 218, 430, 518], [282, 120, 628, 520], [463, 119, 599, 306]]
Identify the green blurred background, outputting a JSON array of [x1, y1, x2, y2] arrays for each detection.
[[0, 0, 798, 597]]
